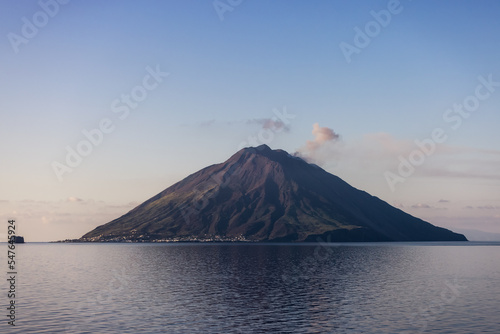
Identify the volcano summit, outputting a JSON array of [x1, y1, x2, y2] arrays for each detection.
[[81, 145, 466, 242]]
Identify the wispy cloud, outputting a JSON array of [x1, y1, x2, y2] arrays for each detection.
[[465, 205, 500, 210], [246, 118, 290, 132], [410, 203, 447, 210], [200, 119, 216, 127], [184, 117, 292, 133], [477, 205, 500, 210], [411, 203, 432, 209]]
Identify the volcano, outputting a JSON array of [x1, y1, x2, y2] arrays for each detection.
[[81, 145, 467, 242]]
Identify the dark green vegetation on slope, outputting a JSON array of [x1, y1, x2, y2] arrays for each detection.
[[82, 145, 467, 242]]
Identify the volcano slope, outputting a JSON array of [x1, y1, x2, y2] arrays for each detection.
[[81, 145, 467, 242]]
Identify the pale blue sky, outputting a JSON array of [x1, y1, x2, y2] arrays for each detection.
[[1, 0, 499, 241]]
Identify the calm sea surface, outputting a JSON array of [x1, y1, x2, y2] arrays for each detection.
[[2, 242, 500, 333]]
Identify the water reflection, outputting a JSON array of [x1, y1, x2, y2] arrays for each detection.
[[5, 243, 500, 333]]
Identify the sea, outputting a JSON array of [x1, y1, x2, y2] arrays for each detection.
[[2, 242, 500, 333]]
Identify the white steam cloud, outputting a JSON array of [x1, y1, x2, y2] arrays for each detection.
[[295, 123, 341, 166], [305, 123, 340, 151]]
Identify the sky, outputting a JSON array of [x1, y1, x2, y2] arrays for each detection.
[[1, 0, 499, 241]]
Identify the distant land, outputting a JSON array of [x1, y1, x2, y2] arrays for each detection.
[[80, 145, 467, 242], [452, 228, 500, 242]]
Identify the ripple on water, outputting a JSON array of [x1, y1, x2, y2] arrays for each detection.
[[2, 242, 499, 333]]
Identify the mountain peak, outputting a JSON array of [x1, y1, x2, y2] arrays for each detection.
[[241, 144, 278, 158], [236, 145, 303, 165], [251, 144, 272, 152]]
